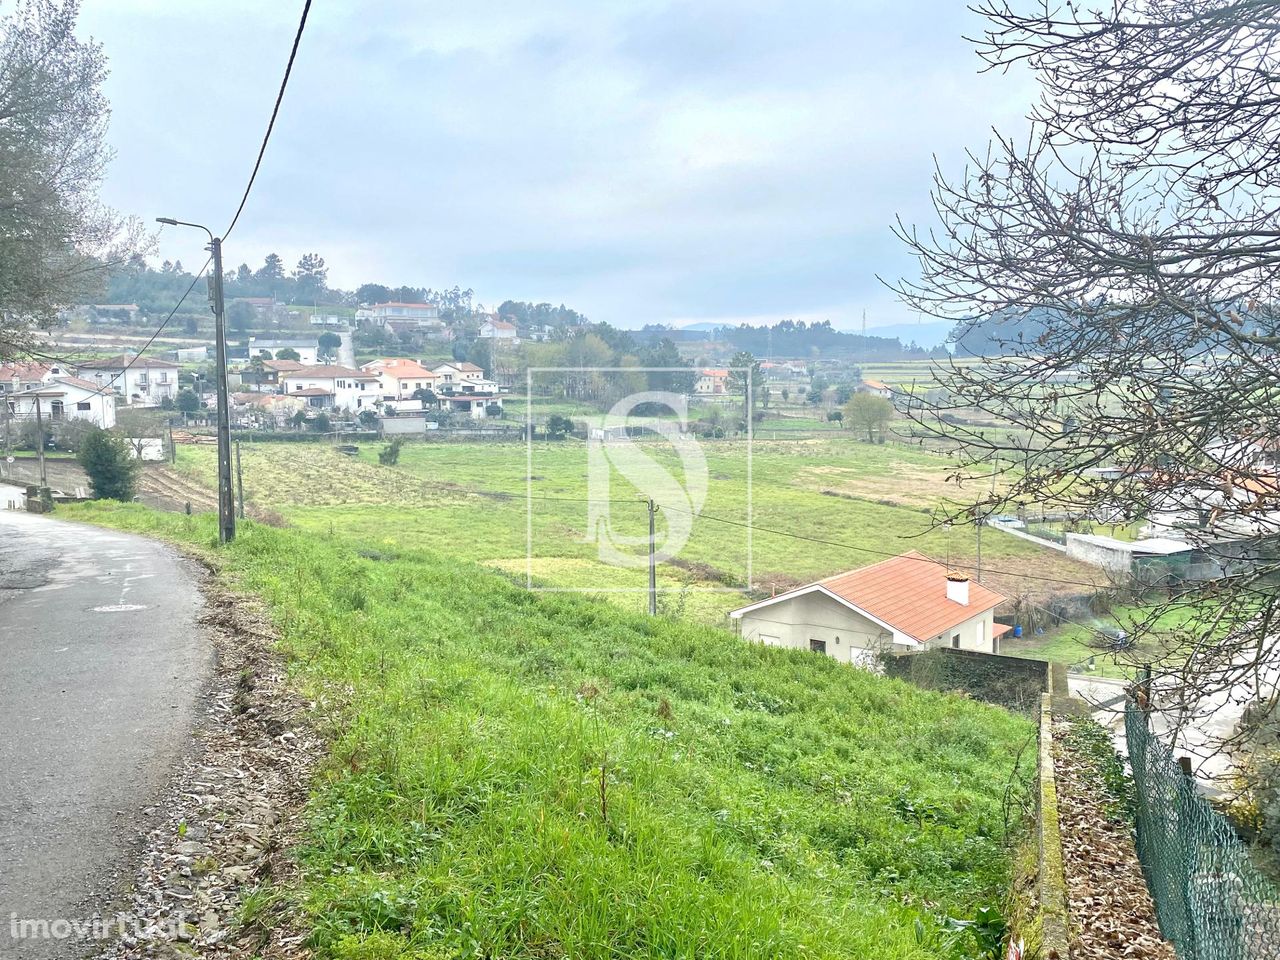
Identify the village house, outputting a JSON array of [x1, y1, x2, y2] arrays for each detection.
[[0, 361, 65, 395], [238, 358, 305, 392], [360, 358, 441, 400], [440, 392, 504, 419], [77, 354, 179, 407], [857, 378, 893, 399], [361, 302, 440, 328], [694, 368, 730, 395], [427, 361, 497, 394], [6, 376, 117, 430], [233, 296, 281, 319], [478, 316, 518, 341], [728, 552, 1008, 667], [279, 364, 379, 411]]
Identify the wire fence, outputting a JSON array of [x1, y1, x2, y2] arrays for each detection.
[[1125, 699, 1280, 960]]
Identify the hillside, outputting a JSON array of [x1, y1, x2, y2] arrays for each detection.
[[67, 502, 1033, 960]]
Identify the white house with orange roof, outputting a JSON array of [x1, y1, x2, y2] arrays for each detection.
[[728, 551, 1008, 666], [361, 358, 441, 400], [478, 316, 518, 341], [857, 378, 893, 399]]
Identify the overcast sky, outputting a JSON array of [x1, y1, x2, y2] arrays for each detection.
[[78, 0, 1034, 330]]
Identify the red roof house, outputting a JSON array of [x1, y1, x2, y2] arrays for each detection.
[[729, 551, 1008, 663]]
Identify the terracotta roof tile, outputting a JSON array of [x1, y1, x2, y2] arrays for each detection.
[[814, 551, 1005, 641]]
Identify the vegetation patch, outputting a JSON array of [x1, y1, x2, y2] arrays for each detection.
[[65, 501, 1033, 959]]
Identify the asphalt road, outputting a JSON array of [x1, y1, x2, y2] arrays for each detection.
[[0, 512, 212, 959]]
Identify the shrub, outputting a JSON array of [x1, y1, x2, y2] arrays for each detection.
[[378, 437, 404, 466], [310, 412, 332, 433], [76, 428, 139, 500]]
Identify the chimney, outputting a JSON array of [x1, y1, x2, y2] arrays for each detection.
[[946, 574, 970, 606]]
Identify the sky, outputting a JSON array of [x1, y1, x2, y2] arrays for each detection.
[[77, 0, 1035, 331]]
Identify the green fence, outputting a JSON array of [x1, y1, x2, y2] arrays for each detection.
[[1125, 701, 1280, 960]]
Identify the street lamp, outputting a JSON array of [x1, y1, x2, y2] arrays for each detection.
[[156, 217, 235, 543]]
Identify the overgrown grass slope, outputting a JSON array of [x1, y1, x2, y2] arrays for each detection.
[[66, 504, 1032, 960]]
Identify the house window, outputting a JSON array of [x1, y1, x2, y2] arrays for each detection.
[[76, 401, 91, 411], [49, 400, 64, 420], [809, 639, 827, 654], [950, 634, 961, 649]]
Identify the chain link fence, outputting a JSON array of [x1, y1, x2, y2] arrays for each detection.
[[1125, 700, 1280, 959]]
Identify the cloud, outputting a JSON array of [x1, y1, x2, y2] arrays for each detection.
[[79, 0, 1035, 329]]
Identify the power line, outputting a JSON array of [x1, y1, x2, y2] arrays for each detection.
[[223, 0, 313, 242], [102, 258, 211, 391]]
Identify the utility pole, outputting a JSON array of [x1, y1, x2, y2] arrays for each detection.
[[210, 237, 235, 543], [34, 396, 46, 488], [647, 498, 657, 616], [158, 217, 234, 543], [235, 440, 245, 520]]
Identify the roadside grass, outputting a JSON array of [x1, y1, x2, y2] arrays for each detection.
[[173, 437, 1100, 620], [64, 501, 1034, 960]]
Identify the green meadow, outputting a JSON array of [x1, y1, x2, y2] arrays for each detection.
[[173, 435, 1098, 623], [64, 502, 1034, 959]]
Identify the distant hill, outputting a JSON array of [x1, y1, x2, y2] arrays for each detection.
[[864, 320, 955, 350]]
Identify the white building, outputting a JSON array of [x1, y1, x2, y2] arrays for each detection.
[[478, 317, 518, 341], [7, 376, 117, 429], [360, 358, 441, 400], [364, 302, 440, 327], [441, 393, 504, 419], [728, 552, 1008, 667], [279, 364, 379, 411], [77, 354, 179, 407], [857, 379, 893, 399], [428, 361, 494, 394]]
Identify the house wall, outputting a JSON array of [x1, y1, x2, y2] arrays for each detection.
[[737, 590, 999, 662], [736, 591, 903, 665], [284, 376, 377, 411], [11, 388, 116, 429], [920, 608, 998, 653], [83, 367, 177, 406]]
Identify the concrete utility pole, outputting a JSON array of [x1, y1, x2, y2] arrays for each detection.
[[157, 217, 235, 543], [235, 440, 245, 520], [34, 396, 46, 488]]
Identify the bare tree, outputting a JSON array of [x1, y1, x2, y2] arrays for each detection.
[[893, 1, 1280, 787], [0, 0, 141, 359]]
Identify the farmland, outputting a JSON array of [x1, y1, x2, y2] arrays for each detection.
[[65, 501, 1034, 959], [172, 434, 1104, 624]]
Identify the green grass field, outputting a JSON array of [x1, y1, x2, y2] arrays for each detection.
[[64, 501, 1033, 959], [176, 435, 1102, 624]]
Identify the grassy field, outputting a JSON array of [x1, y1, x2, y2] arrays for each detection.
[[1000, 605, 1198, 679], [64, 501, 1033, 959], [177, 435, 1103, 624]]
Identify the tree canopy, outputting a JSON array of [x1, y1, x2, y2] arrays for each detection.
[[0, 0, 138, 358]]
